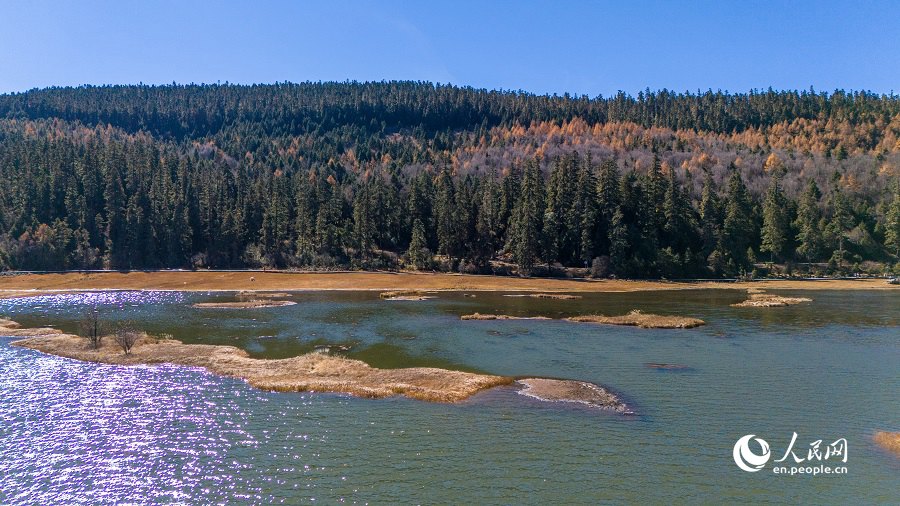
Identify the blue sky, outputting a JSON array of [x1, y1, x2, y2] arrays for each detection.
[[1, 0, 898, 96]]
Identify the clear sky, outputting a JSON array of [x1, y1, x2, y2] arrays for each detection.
[[1, 0, 898, 96]]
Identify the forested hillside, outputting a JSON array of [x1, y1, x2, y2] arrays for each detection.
[[1, 82, 899, 277]]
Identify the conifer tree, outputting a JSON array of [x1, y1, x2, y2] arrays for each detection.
[[509, 160, 543, 275], [826, 182, 854, 269], [760, 171, 789, 262], [721, 167, 754, 273], [407, 218, 429, 270], [699, 173, 721, 259], [883, 179, 900, 259], [794, 179, 824, 264]]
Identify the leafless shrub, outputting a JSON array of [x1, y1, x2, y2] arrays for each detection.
[[79, 309, 104, 349], [114, 323, 140, 355]]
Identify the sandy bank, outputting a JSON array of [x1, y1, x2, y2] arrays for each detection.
[[517, 378, 632, 414], [0, 272, 895, 298], [567, 310, 705, 329], [192, 300, 297, 309], [460, 313, 552, 320], [874, 431, 900, 457]]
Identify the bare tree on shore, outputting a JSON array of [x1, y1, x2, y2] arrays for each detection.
[[114, 323, 140, 355], [79, 309, 104, 349]]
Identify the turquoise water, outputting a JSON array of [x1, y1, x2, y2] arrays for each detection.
[[1, 289, 898, 504]]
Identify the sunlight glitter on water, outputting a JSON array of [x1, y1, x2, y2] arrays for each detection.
[[2, 289, 899, 504]]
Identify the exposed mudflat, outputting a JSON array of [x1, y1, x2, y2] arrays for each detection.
[[517, 378, 633, 414]]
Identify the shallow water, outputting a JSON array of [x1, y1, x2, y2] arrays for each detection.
[[1, 289, 898, 504]]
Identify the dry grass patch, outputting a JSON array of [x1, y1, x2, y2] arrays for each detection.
[[460, 313, 551, 321], [874, 431, 900, 457], [379, 290, 428, 298], [567, 310, 705, 329], [0, 318, 64, 337], [379, 290, 434, 300], [731, 289, 812, 308], [0, 271, 895, 297], [192, 300, 297, 309]]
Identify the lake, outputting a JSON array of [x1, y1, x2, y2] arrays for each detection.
[[1, 289, 898, 504]]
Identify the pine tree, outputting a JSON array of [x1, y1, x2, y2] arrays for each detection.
[[596, 159, 620, 255], [721, 167, 754, 273], [608, 208, 629, 276], [541, 209, 559, 269], [475, 173, 501, 264], [574, 154, 598, 265], [826, 182, 854, 269], [315, 178, 343, 257], [884, 179, 900, 259], [699, 173, 721, 259], [352, 182, 375, 258], [760, 171, 789, 262], [508, 160, 543, 275], [433, 169, 458, 264], [407, 218, 429, 270], [663, 167, 696, 254], [794, 179, 824, 264]]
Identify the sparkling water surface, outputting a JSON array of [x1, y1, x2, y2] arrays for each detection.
[[1, 289, 898, 504]]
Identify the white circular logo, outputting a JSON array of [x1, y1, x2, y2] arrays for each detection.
[[733, 434, 771, 472]]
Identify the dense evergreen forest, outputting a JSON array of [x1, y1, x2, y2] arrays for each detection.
[[1, 82, 899, 278]]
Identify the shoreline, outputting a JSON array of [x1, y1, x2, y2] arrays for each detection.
[[1, 318, 628, 410], [0, 271, 896, 299], [4, 322, 512, 403]]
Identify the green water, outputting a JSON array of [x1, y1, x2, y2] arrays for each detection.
[[1, 289, 898, 504]]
